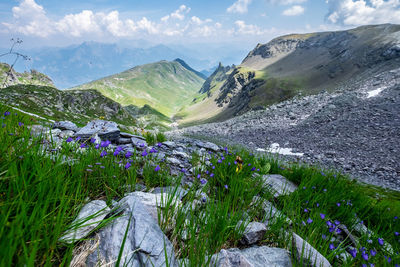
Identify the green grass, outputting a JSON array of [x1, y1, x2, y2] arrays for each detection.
[[158, 147, 400, 266], [0, 105, 172, 266], [1, 105, 399, 266]]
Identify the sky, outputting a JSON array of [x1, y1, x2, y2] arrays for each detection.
[[1, 0, 400, 49]]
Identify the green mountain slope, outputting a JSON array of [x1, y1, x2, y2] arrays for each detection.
[[179, 24, 400, 125], [0, 84, 136, 126], [72, 59, 205, 117]]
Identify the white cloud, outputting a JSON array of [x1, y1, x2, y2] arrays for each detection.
[[161, 5, 191, 22], [269, 0, 307, 5], [282, 5, 305, 16], [3, 0, 54, 37], [326, 0, 400, 26], [227, 0, 252, 14], [191, 16, 212, 25], [234, 20, 264, 35]]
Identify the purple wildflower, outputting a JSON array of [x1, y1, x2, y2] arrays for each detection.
[[320, 213, 325, 219], [100, 150, 107, 157], [337, 203, 341, 207], [321, 171, 326, 176], [303, 186, 306, 190], [302, 221, 306, 226], [362, 252, 369, 261], [150, 147, 157, 153], [100, 166, 105, 169], [181, 168, 186, 173], [251, 167, 256, 171], [304, 208, 309, 213], [101, 140, 110, 147], [349, 249, 357, 258], [125, 151, 132, 158], [95, 144, 100, 149], [141, 150, 148, 157], [4, 111, 10, 116], [217, 159, 222, 163], [157, 142, 162, 147], [90, 138, 96, 143], [212, 166, 215, 169], [139, 142, 145, 148], [334, 220, 340, 225], [86, 169, 93, 172], [95, 162, 102, 165], [322, 234, 327, 240], [395, 231, 399, 236], [210, 173, 214, 177], [329, 244, 335, 250], [197, 174, 201, 179], [307, 218, 313, 224], [224, 185, 228, 189], [75, 136, 81, 141], [323, 188, 327, 192], [200, 178, 207, 185], [378, 238, 384, 246], [80, 143, 86, 148], [66, 137, 73, 143], [327, 221, 333, 227], [316, 203, 320, 207], [367, 239, 372, 244], [336, 228, 342, 234], [154, 165, 160, 172], [312, 186, 316, 189], [18, 122, 24, 126], [248, 163, 251, 166], [125, 162, 131, 169], [370, 250, 377, 256]]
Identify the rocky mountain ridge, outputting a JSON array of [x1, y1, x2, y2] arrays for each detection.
[[0, 62, 54, 88], [179, 24, 400, 124]]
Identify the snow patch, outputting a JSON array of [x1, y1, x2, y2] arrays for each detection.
[[11, 107, 54, 122], [257, 143, 304, 156], [367, 88, 384, 98]]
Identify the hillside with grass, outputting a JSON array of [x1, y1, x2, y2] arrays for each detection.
[[0, 84, 136, 126], [178, 24, 400, 125], [72, 59, 205, 117]]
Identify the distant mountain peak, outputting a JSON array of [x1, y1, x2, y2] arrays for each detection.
[[174, 58, 207, 80]]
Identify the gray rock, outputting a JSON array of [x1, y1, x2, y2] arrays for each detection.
[[172, 150, 190, 159], [202, 141, 220, 152], [167, 157, 181, 165], [59, 130, 75, 139], [53, 121, 79, 131], [211, 246, 292, 267], [86, 194, 177, 267], [121, 132, 145, 140], [60, 200, 110, 244], [262, 174, 298, 197], [292, 232, 331, 267], [131, 137, 148, 149], [240, 222, 267, 245], [118, 137, 132, 144], [75, 120, 120, 142], [163, 141, 176, 148]]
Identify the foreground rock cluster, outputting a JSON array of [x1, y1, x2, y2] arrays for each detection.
[[33, 119, 388, 266]]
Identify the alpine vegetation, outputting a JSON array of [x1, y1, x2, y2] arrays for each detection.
[[0, 104, 399, 266]]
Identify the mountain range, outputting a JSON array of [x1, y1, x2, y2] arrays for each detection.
[[1, 24, 399, 130], [8, 42, 248, 89], [177, 24, 400, 125]]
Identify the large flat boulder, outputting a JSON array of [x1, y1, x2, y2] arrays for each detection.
[[75, 120, 120, 142], [86, 194, 177, 267], [262, 174, 298, 197], [60, 200, 110, 244]]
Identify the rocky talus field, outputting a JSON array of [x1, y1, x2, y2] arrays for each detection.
[[171, 67, 400, 191]]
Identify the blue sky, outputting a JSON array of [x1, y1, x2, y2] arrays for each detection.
[[1, 0, 400, 49]]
